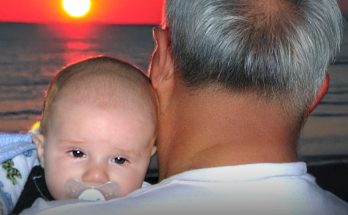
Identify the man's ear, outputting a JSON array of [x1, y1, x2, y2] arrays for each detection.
[[149, 27, 175, 90], [32, 134, 45, 168], [307, 74, 330, 114]]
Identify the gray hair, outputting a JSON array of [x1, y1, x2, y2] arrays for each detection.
[[164, 0, 342, 115]]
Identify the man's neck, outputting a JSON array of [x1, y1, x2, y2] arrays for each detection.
[[158, 85, 299, 180]]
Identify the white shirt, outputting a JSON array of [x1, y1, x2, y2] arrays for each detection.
[[21, 162, 348, 215]]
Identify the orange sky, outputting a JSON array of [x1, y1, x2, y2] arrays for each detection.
[[0, 0, 164, 24], [0, 0, 346, 24]]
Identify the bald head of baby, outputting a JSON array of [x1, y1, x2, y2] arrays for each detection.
[[40, 56, 157, 138]]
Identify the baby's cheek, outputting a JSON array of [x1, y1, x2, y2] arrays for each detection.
[[44, 157, 77, 199], [44, 169, 66, 199]]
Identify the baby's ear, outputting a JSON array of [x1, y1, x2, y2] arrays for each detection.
[[32, 134, 45, 168], [151, 146, 157, 157]]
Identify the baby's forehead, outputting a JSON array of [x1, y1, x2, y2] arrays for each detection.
[[60, 71, 150, 104], [52, 65, 157, 120], [60, 62, 149, 94]]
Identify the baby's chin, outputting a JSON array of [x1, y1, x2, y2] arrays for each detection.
[[45, 185, 65, 200], [50, 192, 66, 200]]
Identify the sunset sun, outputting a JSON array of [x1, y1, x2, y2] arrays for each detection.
[[62, 0, 91, 18]]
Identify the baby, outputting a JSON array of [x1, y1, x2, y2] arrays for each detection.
[[2, 56, 158, 214]]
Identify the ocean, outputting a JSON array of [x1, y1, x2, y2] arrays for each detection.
[[0, 22, 347, 158], [0, 23, 155, 131]]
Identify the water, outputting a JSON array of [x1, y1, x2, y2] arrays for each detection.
[[0, 22, 347, 157], [0, 23, 155, 132]]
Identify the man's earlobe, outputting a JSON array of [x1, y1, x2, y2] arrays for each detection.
[[32, 134, 45, 168], [307, 74, 330, 114]]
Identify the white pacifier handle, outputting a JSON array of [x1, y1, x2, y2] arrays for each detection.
[[65, 179, 119, 201], [79, 189, 105, 201]]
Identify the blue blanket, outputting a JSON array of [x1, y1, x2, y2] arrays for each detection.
[[0, 133, 39, 215]]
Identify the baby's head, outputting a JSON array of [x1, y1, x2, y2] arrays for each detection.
[[33, 56, 157, 200]]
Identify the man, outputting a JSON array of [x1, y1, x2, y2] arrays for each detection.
[[22, 0, 348, 214]]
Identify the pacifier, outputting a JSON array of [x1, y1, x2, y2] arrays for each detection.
[[65, 179, 119, 201]]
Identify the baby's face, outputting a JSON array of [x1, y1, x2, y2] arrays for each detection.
[[37, 97, 156, 200]]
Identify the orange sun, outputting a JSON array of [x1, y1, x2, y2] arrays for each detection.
[[62, 0, 91, 18]]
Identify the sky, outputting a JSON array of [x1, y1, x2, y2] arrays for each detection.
[[0, 0, 164, 24], [0, 0, 347, 25]]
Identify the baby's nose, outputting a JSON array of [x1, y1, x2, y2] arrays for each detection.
[[82, 163, 110, 185]]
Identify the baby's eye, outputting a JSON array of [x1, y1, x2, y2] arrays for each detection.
[[68, 150, 86, 158], [112, 156, 128, 165]]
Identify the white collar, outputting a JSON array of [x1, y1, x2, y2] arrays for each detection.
[[162, 162, 308, 183]]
